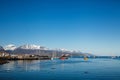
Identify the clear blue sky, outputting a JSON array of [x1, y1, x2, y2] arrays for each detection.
[[0, 0, 120, 56]]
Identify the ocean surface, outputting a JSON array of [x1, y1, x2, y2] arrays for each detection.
[[0, 58, 120, 80]]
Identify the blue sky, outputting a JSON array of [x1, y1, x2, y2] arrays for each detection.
[[0, 0, 120, 55]]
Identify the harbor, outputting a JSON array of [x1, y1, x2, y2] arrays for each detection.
[[0, 51, 70, 65]]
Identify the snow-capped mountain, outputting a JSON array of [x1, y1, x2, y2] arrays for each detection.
[[51, 48, 68, 52], [59, 48, 68, 51], [17, 44, 48, 50], [18, 44, 40, 49], [4, 44, 16, 50], [2, 44, 94, 57]]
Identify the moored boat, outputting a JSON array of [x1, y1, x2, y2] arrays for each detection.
[[59, 54, 69, 60]]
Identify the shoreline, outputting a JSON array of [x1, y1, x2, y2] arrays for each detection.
[[0, 60, 9, 65]]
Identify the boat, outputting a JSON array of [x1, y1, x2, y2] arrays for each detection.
[[84, 56, 88, 61], [51, 51, 57, 60], [59, 54, 69, 60]]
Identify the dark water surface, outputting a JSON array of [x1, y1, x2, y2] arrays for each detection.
[[0, 58, 120, 80]]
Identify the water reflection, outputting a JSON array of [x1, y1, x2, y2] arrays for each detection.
[[0, 58, 120, 80], [0, 58, 91, 72]]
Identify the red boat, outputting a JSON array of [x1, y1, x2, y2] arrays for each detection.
[[59, 54, 69, 60]]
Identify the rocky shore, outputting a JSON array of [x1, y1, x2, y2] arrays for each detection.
[[0, 59, 9, 65]]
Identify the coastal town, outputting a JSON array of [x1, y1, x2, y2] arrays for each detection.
[[0, 44, 120, 65], [0, 51, 71, 64], [0, 44, 72, 64], [0, 44, 91, 65]]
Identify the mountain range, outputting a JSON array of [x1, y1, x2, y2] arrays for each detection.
[[0, 44, 94, 57]]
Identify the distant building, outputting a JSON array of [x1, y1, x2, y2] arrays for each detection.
[[0, 52, 10, 57]]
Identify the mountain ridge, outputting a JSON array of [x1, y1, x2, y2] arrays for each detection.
[[1, 44, 94, 57]]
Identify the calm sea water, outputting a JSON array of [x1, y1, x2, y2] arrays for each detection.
[[0, 58, 120, 80]]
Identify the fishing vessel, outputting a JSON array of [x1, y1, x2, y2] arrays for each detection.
[[59, 54, 69, 60]]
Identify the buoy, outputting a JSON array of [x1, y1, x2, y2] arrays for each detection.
[[84, 57, 88, 61]]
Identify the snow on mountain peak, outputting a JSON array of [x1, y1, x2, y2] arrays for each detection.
[[59, 48, 68, 51], [18, 44, 41, 49], [4, 44, 16, 50]]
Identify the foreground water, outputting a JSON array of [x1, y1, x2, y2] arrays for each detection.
[[0, 58, 120, 80]]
